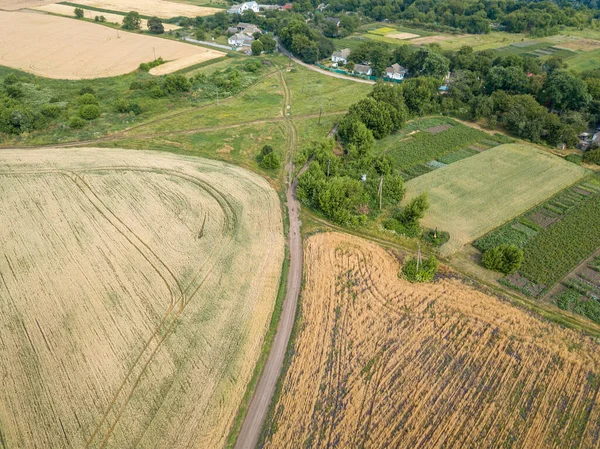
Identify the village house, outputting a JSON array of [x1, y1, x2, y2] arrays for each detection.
[[384, 63, 408, 80], [282, 3, 293, 10], [228, 32, 255, 47], [326, 17, 341, 27], [331, 48, 350, 65], [354, 64, 372, 76], [227, 1, 259, 14]]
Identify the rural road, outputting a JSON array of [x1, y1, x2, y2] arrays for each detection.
[[233, 72, 304, 449], [277, 42, 375, 85]]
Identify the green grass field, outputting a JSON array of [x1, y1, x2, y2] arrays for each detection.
[[404, 143, 589, 255]]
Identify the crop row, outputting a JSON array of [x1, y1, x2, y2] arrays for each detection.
[[389, 125, 499, 170]]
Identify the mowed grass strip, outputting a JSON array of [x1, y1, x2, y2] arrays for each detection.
[[404, 144, 588, 255]]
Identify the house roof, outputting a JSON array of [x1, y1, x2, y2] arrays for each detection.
[[326, 17, 340, 24], [282, 3, 293, 10], [354, 64, 371, 74], [332, 48, 350, 59], [386, 63, 407, 74], [229, 32, 254, 45]]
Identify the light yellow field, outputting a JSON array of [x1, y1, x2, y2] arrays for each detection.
[[404, 144, 588, 255], [73, 0, 220, 18], [0, 0, 55, 10], [264, 232, 600, 449], [0, 11, 223, 79], [0, 147, 284, 449], [33, 3, 181, 31], [386, 32, 419, 40]]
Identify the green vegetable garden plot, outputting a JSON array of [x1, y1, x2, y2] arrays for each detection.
[[386, 125, 495, 171], [518, 193, 600, 290], [437, 147, 479, 164], [404, 144, 588, 255]]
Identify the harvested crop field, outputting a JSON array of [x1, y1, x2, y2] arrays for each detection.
[[0, 0, 55, 10], [386, 32, 419, 40], [0, 11, 223, 79], [72, 0, 221, 18], [0, 147, 284, 449], [555, 38, 600, 51], [263, 232, 600, 449], [404, 144, 587, 255], [33, 3, 181, 31]]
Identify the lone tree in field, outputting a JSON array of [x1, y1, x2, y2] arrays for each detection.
[[122, 11, 141, 30], [147, 17, 164, 34], [74, 7, 84, 18]]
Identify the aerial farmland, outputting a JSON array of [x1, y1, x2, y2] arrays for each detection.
[[2, 0, 600, 448]]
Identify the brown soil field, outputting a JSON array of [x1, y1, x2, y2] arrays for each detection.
[[0, 147, 284, 449], [73, 0, 221, 18], [386, 32, 420, 40], [33, 3, 181, 31], [0, 0, 55, 10], [264, 232, 600, 449], [0, 11, 223, 79]]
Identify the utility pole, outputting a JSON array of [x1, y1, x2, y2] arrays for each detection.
[[153, 46, 156, 61], [378, 175, 383, 210], [416, 243, 422, 272], [318, 105, 322, 125]]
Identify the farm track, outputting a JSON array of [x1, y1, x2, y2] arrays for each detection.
[[233, 70, 303, 449]]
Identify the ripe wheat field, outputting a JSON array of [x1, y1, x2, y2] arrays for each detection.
[[264, 232, 600, 449], [0, 148, 284, 449]]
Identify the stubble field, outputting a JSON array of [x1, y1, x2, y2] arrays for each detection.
[[0, 11, 224, 79], [263, 232, 600, 449], [0, 147, 284, 449], [33, 3, 181, 31], [71, 0, 221, 18], [404, 144, 587, 255]]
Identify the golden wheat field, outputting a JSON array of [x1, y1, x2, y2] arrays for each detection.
[[72, 0, 221, 18], [0, 147, 284, 449], [0, 11, 224, 79], [33, 4, 181, 31], [264, 232, 600, 449]]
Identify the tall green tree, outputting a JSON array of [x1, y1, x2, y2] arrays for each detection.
[[122, 11, 141, 30]]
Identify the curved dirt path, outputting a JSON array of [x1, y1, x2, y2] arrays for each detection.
[[233, 72, 303, 449]]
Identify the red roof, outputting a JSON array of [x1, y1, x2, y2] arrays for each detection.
[[282, 3, 293, 10]]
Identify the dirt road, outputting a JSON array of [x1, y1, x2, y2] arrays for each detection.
[[233, 73, 304, 449]]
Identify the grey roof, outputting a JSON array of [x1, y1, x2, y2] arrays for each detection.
[[354, 64, 371, 74], [332, 48, 350, 59]]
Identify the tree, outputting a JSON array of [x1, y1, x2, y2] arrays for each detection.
[[408, 48, 449, 78], [74, 7, 84, 18], [337, 114, 375, 158], [348, 97, 396, 139], [401, 77, 440, 116], [163, 74, 191, 93], [195, 28, 207, 40], [122, 11, 141, 30], [540, 71, 591, 112], [317, 176, 366, 225], [259, 34, 276, 53], [401, 192, 429, 225], [485, 66, 531, 95], [251, 40, 264, 56], [147, 17, 164, 34], [482, 244, 524, 274]]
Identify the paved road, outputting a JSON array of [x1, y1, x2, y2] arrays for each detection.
[[278, 43, 375, 85], [181, 36, 232, 51]]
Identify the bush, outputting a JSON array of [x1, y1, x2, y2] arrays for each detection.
[[423, 228, 450, 247], [555, 288, 580, 311], [244, 59, 262, 73], [74, 7, 84, 18], [41, 103, 62, 118], [482, 244, 524, 274], [79, 104, 100, 120], [138, 57, 165, 72], [402, 255, 439, 283], [69, 116, 85, 129], [79, 86, 95, 95], [5, 84, 23, 99], [565, 153, 583, 165], [113, 99, 141, 115], [150, 86, 165, 98], [77, 93, 98, 105], [584, 148, 600, 165], [163, 74, 191, 94], [260, 152, 281, 169]]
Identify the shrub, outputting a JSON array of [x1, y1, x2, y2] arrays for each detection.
[[5, 84, 23, 99], [77, 93, 98, 105], [260, 152, 281, 169], [565, 153, 583, 165], [150, 86, 165, 98], [74, 7, 84, 18], [482, 244, 524, 274], [79, 104, 100, 120], [79, 86, 95, 95], [423, 228, 450, 247], [41, 104, 62, 118], [402, 255, 439, 283], [113, 99, 141, 115], [584, 148, 600, 165], [69, 116, 85, 129], [138, 57, 165, 72], [163, 74, 191, 94]]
